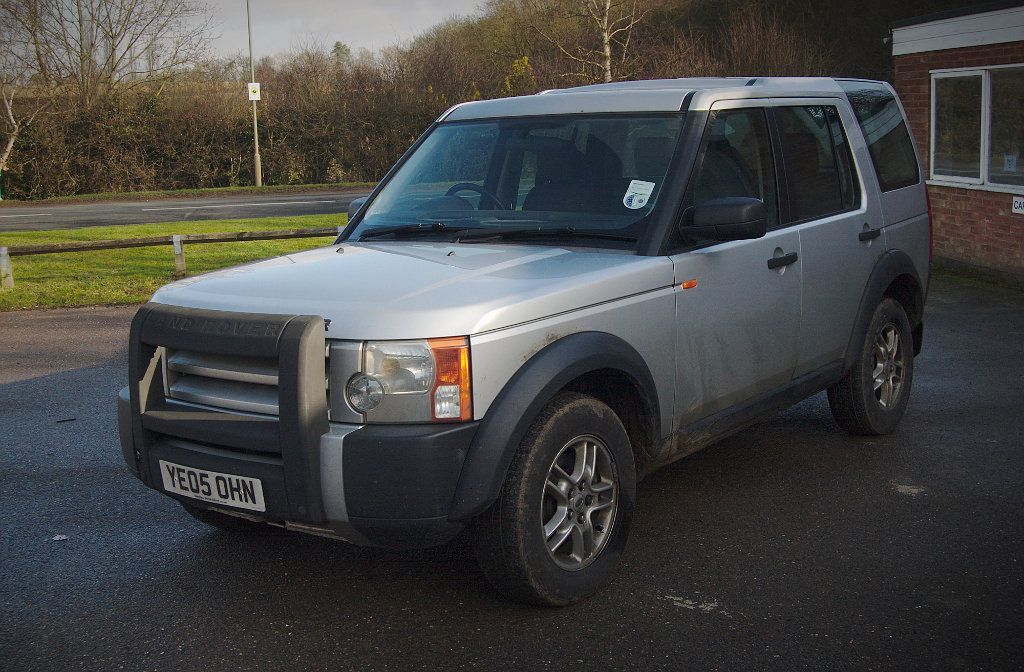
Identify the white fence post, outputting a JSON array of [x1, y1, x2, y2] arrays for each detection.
[[172, 235, 186, 277], [0, 247, 13, 289]]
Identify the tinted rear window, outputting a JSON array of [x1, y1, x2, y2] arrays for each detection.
[[839, 81, 921, 192]]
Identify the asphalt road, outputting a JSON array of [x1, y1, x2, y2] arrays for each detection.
[[0, 189, 369, 231], [1, 275, 1022, 671]]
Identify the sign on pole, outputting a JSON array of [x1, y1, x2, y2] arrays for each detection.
[[247, 82, 261, 101]]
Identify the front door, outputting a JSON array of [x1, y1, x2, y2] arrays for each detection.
[[668, 105, 802, 429]]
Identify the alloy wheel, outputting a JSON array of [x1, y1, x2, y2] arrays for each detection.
[[540, 435, 618, 571], [872, 324, 906, 408]]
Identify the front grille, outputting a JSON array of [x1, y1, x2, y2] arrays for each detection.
[[163, 348, 280, 416], [130, 304, 330, 523]]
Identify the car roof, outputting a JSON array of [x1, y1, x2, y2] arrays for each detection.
[[441, 77, 871, 121]]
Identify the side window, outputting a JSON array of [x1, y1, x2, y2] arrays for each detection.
[[776, 106, 857, 222], [682, 107, 779, 237], [838, 81, 921, 192]]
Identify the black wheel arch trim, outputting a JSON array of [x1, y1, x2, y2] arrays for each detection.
[[845, 250, 925, 370], [448, 331, 660, 521]]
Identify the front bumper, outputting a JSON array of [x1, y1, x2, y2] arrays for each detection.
[[118, 303, 479, 549]]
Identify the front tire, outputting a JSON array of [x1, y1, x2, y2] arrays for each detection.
[[472, 392, 636, 606], [828, 297, 915, 435]]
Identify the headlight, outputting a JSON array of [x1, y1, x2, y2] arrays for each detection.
[[345, 373, 384, 413], [345, 337, 472, 422]]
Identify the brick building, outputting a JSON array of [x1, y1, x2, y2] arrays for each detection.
[[892, 2, 1024, 282]]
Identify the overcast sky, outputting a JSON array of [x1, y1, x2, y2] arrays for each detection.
[[204, 0, 485, 58]]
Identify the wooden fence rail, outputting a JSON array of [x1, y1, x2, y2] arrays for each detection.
[[0, 226, 343, 289]]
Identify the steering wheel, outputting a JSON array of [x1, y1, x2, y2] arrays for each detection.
[[445, 182, 505, 210]]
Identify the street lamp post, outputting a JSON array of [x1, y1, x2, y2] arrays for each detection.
[[246, 0, 263, 187]]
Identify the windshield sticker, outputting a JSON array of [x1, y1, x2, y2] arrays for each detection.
[[623, 180, 655, 209]]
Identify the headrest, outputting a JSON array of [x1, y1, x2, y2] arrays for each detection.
[[784, 133, 821, 164], [583, 136, 622, 180], [633, 136, 674, 178], [534, 140, 585, 185]]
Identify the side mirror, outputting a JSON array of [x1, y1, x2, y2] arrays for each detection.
[[680, 197, 767, 242], [347, 196, 369, 222]]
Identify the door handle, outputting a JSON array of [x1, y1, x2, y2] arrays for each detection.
[[859, 228, 882, 242], [766, 252, 798, 270]]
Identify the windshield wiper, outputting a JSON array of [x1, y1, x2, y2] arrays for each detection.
[[455, 227, 637, 244], [357, 222, 453, 240]]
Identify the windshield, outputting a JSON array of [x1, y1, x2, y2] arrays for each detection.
[[348, 114, 684, 248]]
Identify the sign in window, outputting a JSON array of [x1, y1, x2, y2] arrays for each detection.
[[989, 69, 1024, 187]]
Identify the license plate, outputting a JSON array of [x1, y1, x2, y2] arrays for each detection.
[[159, 460, 266, 512]]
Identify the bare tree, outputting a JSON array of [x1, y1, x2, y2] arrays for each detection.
[[0, 25, 50, 199], [0, 0, 214, 108], [716, 6, 838, 77], [523, 0, 655, 83], [0, 85, 51, 199]]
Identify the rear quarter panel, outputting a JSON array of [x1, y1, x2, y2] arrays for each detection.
[[878, 81, 931, 287], [883, 209, 931, 291]]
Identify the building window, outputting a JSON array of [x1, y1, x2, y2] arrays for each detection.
[[932, 74, 982, 180], [989, 68, 1024, 187], [930, 66, 1024, 190]]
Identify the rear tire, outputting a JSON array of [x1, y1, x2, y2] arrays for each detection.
[[181, 502, 284, 536], [828, 297, 914, 435], [472, 392, 636, 606]]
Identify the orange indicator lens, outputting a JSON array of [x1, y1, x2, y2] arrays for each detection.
[[428, 337, 472, 421]]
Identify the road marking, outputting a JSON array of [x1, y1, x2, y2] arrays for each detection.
[[892, 482, 926, 497], [140, 200, 338, 211], [0, 213, 53, 218], [661, 594, 731, 616]]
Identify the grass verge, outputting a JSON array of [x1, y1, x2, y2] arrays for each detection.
[[0, 182, 375, 207], [0, 214, 344, 311]]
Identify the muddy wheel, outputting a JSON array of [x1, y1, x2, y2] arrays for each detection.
[[472, 392, 636, 606], [828, 297, 914, 435]]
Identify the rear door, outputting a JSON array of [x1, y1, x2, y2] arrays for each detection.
[[771, 102, 885, 376], [669, 104, 802, 428]]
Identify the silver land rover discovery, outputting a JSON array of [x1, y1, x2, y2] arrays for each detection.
[[118, 77, 930, 605]]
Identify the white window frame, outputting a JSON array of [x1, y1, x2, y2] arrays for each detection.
[[930, 69, 986, 185], [929, 63, 1024, 195]]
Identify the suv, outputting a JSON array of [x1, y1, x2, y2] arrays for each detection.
[[118, 77, 929, 605]]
